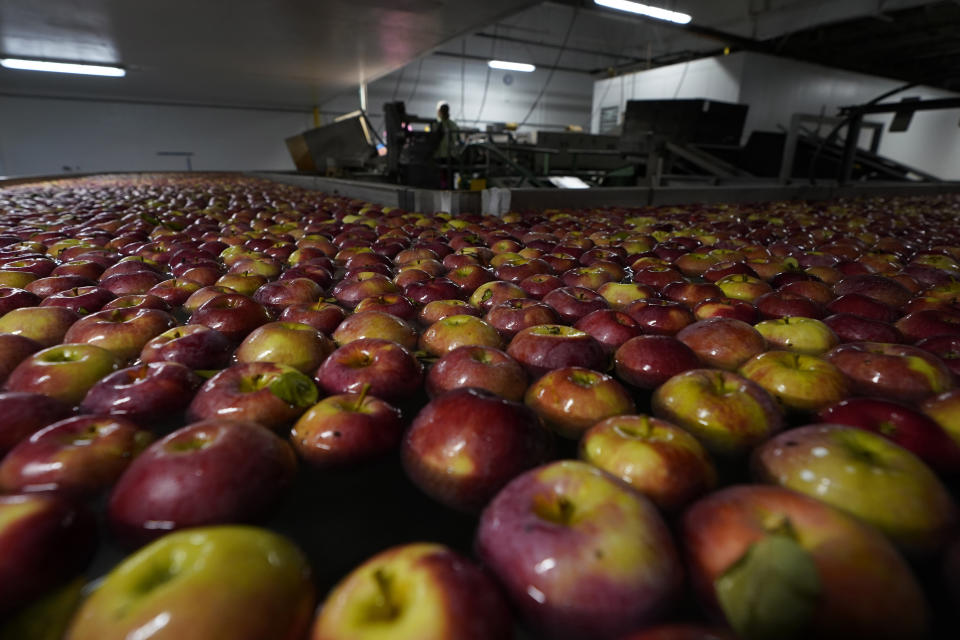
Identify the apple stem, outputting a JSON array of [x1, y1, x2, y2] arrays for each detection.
[[354, 383, 371, 411]]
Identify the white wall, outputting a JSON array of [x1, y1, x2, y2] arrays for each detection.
[[737, 54, 960, 180], [591, 55, 745, 133], [0, 96, 313, 177], [591, 52, 960, 180]]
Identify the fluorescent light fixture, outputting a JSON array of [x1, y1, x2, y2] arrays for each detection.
[[0, 58, 126, 77], [488, 60, 536, 73], [594, 0, 692, 24]]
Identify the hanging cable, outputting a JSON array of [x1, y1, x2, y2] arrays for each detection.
[[517, 7, 579, 127], [473, 24, 497, 125]]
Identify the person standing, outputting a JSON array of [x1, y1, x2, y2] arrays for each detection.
[[434, 102, 459, 188]]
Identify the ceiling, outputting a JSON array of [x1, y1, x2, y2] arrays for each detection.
[[0, 0, 955, 111], [0, 0, 538, 110]]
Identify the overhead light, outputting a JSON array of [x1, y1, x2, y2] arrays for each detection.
[[488, 60, 536, 73], [594, 0, 692, 25], [0, 58, 126, 77]]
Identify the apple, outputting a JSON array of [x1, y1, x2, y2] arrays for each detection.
[[0, 270, 38, 289], [100, 270, 166, 296], [25, 274, 95, 297], [418, 314, 502, 356], [676, 318, 766, 371], [354, 293, 417, 321], [818, 396, 960, 473], [651, 369, 783, 456], [279, 300, 347, 334], [0, 286, 41, 316], [0, 493, 97, 617], [525, 367, 635, 439], [834, 274, 913, 308], [682, 485, 929, 639], [915, 335, 960, 381], [625, 299, 695, 336], [614, 335, 701, 390], [252, 278, 323, 315], [188, 293, 272, 344], [4, 343, 119, 405], [235, 321, 335, 373], [291, 387, 403, 468], [753, 317, 839, 356], [755, 291, 826, 320], [108, 420, 297, 544], [183, 285, 238, 315], [0, 305, 80, 347], [826, 292, 899, 322], [822, 312, 902, 344], [417, 299, 480, 325], [579, 414, 716, 510], [895, 309, 960, 343], [753, 424, 958, 554], [476, 460, 683, 640], [315, 338, 423, 404], [140, 324, 234, 370], [147, 278, 203, 306], [187, 362, 318, 431], [80, 362, 203, 425], [825, 342, 953, 403], [507, 324, 606, 380], [332, 273, 398, 308], [484, 298, 559, 340], [332, 310, 419, 351], [40, 285, 116, 315], [64, 307, 177, 363], [311, 542, 512, 640], [657, 282, 719, 309], [65, 526, 315, 640], [543, 286, 608, 323], [0, 333, 41, 385], [921, 389, 960, 446], [0, 415, 154, 496], [215, 272, 269, 297], [739, 351, 850, 414], [425, 345, 528, 401], [693, 297, 758, 323], [401, 387, 552, 512], [573, 309, 643, 355], [469, 280, 526, 312]]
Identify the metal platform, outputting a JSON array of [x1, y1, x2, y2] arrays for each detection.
[[251, 172, 960, 215]]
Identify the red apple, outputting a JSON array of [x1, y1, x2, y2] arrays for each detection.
[[580, 414, 716, 510], [0, 415, 154, 496], [189, 293, 272, 343], [332, 310, 418, 351], [476, 460, 683, 640], [315, 338, 423, 404], [4, 343, 119, 404], [739, 351, 850, 414], [64, 307, 177, 363], [818, 396, 960, 473], [140, 324, 234, 370], [401, 387, 552, 512], [825, 342, 953, 403], [676, 318, 766, 371], [187, 362, 318, 431], [235, 321, 335, 373], [614, 335, 701, 390], [651, 369, 783, 456], [753, 424, 957, 554], [0, 493, 96, 616], [310, 543, 512, 640], [291, 388, 404, 468], [507, 324, 606, 380], [108, 419, 297, 544], [80, 361, 203, 425], [0, 305, 79, 347], [683, 485, 929, 639]]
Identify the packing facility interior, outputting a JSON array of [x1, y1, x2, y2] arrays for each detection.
[[2, 0, 959, 203]]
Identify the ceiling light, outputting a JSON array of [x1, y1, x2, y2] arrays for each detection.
[[0, 58, 126, 77], [594, 0, 692, 25], [488, 60, 536, 73]]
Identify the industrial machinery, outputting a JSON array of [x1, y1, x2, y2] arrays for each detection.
[[285, 98, 946, 190]]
